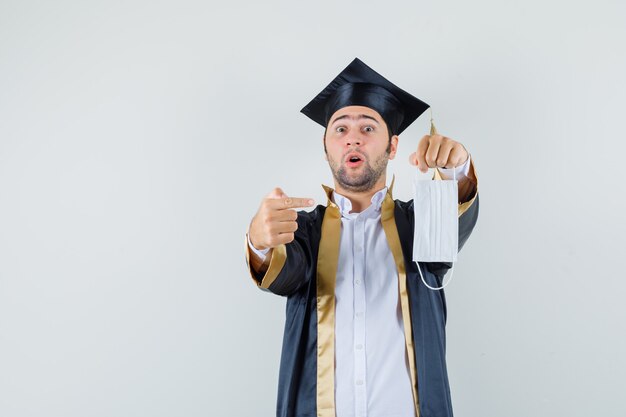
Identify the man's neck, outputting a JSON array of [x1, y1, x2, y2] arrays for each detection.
[[333, 176, 387, 214]]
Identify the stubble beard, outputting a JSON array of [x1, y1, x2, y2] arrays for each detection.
[[328, 151, 390, 193]]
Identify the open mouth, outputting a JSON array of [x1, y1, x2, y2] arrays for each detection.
[[345, 153, 365, 168]]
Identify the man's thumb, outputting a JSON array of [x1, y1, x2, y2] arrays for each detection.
[[267, 187, 288, 199]]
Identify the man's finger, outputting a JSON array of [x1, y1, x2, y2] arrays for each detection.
[[273, 221, 298, 234], [267, 197, 315, 210], [447, 146, 468, 168], [267, 187, 288, 199], [273, 232, 296, 245], [415, 135, 430, 173], [425, 138, 442, 169], [271, 209, 299, 222], [436, 141, 454, 168]]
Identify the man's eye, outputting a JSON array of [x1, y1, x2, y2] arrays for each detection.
[[336, 126, 345, 133], [363, 126, 374, 132]]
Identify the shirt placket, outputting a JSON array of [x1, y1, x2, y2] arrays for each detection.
[[353, 214, 367, 417]]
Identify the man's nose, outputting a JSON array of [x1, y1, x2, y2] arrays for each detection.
[[345, 133, 362, 146]]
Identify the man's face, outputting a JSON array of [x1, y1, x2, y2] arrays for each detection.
[[324, 105, 399, 192]]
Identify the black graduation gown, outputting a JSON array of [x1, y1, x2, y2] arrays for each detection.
[[245, 173, 479, 417]]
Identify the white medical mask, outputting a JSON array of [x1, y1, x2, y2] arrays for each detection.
[[412, 121, 459, 290]]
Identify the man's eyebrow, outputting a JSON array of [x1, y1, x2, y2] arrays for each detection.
[[330, 114, 380, 126]]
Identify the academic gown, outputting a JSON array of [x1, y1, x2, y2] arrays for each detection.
[[245, 169, 480, 417]]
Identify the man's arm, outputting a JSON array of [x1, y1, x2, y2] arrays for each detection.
[[410, 134, 480, 276]]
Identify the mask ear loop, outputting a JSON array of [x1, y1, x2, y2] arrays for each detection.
[[417, 259, 455, 290], [417, 112, 457, 291]]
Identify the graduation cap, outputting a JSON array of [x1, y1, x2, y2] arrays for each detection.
[[300, 57, 429, 135]]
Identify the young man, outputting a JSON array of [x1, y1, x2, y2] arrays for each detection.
[[244, 58, 479, 417]]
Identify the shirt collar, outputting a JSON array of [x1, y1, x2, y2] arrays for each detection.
[[331, 187, 388, 217], [321, 174, 395, 217]]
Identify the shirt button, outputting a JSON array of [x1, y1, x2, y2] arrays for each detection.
[[355, 344, 363, 350], [356, 379, 363, 386], [355, 279, 361, 285]]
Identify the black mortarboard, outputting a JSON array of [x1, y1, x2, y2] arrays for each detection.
[[300, 57, 429, 135]]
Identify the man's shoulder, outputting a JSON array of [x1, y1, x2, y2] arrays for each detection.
[[391, 198, 415, 227], [393, 198, 414, 212]]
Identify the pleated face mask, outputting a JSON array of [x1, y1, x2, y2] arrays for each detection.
[[412, 118, 459, 290]]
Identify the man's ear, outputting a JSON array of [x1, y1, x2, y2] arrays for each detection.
[[388, 135, 399, 160]]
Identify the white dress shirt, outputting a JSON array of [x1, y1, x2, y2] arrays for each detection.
[[248, 157, 471, 417]]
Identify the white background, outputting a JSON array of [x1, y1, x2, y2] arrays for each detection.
[[1, 0, 624, 416]]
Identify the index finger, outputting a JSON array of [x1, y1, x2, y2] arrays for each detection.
[[267, 197, 315, 210]]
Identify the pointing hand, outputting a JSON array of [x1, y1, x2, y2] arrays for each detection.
[[248, 188, 315, 250]]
